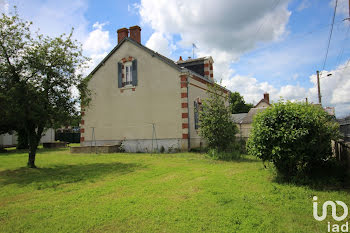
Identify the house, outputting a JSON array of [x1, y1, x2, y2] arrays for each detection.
[[337, 116, 350, 142], [81, 26, 229, 152], [232, 93, 271, 140], [0, 128, 56, 147]]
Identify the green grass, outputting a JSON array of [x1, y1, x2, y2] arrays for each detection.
[[0, 148, 349, 232]]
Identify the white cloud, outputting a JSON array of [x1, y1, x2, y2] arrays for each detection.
[[297, 0, 310, 11], [331, 0, 349, 17], [278, 85, 306, 101], [138, 0, 291, 83], [307, 62, 350, 117], [8, 1, 112, 76], [82, 22, 113, 75], [223, 61, 350, 117], [128, 3, 140, 15], [0, 0, 9, 14], [145, 32, 176, 57], [84, 52, 109, 75], [83, 22, 111, 54], [139, 0, 290, 53], [222, 75, 278, 105]]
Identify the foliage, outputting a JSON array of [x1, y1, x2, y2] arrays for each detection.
[[229, 91, 253, 113], [0, 9, 89, 167], [0, 148, 349, 232], [247, 101, 340, 179], [16, 129, 28, 149], [199, 84, 238, 152]]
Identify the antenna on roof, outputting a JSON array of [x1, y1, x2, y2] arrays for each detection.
[[192, 43, 197, 59]]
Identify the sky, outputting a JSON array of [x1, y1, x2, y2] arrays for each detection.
[[1, 0, 350, 117]]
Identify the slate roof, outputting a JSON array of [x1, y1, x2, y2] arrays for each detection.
[[241, 108, 266, 124], [231, 113, 248, 123]]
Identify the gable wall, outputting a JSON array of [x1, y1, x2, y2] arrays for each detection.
[[256, 101, 269, 108], [82, 41, 183, 150]]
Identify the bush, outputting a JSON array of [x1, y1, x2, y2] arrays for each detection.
[[247, 101, 339, 179], [199, 84, 238, 153]]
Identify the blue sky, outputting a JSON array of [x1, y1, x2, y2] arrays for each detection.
[[2, 0, 350, 117]]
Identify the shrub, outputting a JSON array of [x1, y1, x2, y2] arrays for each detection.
[[199, 84, 238, 153], [247, 101, 339, 179]]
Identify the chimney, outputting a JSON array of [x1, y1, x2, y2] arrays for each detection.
[[117, 28, 129, 44], [264, 93, 270, 104], [129, 25, 141, 43], [203, 56, 214, 82]]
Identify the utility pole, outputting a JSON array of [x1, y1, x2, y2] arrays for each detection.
[[317, 70, 322, 105]]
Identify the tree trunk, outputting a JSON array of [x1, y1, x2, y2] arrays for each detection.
[[27, 128, 38, 168], [27, 145, 37, 168]]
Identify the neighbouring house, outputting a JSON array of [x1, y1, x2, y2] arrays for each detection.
[[0, 128, 56, 147], [337, 116, 350, 142], [81, 25, 229, 152], [232, 93, 271, 140]]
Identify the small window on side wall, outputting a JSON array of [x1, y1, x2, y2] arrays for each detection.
[[118, 59, 138, 88], [124, 62, 132, 86]]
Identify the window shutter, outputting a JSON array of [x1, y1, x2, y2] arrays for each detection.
[[118, 62, 122, 88], [132, 59, 137, 86]]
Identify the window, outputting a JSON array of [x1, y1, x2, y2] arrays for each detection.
[[194, 101, 201, 129], [118, 59, 137, 88], [124, 62, 132, 86]]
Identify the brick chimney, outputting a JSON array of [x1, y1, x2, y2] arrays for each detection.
[[264, 93, 270, 104], [117, 28, 128, 44], [129, 25, 141, 43], [203, 57, 214, 82]]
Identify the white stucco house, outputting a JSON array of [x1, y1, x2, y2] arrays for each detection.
[[0, 128, 56, 147], [81, 25, 230, 152]]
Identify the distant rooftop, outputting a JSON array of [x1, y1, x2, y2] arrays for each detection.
[[231, 113, 248, 124]]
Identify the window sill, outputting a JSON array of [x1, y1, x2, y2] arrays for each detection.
[[120, 85, 136, 93], [121, 85, 135, 90]]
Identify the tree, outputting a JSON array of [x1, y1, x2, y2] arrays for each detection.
[[0, 9, 89, 167], [199, 84, 238, 152], [247, 101, 339, 179], [229, 92, 253, 113]]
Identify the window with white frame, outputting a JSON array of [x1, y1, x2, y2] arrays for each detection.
[[124, 62, 132, 85]]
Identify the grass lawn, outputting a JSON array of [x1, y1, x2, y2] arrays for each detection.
[[0, 147, 349, 232]]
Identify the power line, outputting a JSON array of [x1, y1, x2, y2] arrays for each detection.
[[239, 19, 345, 67], [254, 0, 281, 39], [322, 0, 338, 71], [319, 61, 350, 79]]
